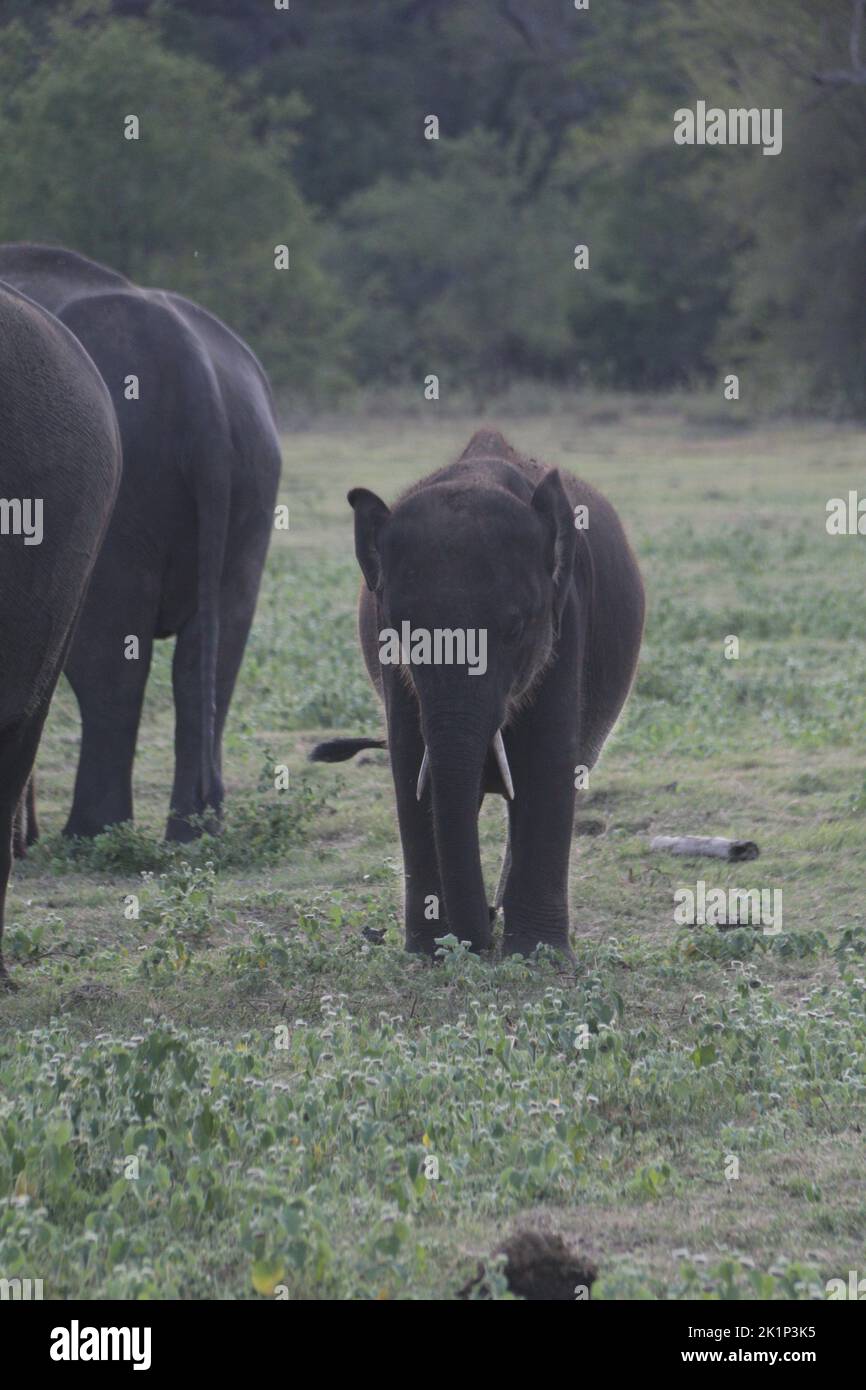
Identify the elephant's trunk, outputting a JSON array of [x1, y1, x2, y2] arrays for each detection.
[[423, 718, 495, 952]]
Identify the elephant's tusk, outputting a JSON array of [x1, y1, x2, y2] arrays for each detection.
[[416, 732, 514, 800], [493, 729, 515, 800], [416, 747, 430, 801]]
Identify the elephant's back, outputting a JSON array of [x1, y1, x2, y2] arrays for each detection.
[[0, 242, 131, 316]]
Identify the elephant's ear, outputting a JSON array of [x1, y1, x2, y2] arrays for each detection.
[[530, 469, 576, 636], [348, 487, 391, 593]]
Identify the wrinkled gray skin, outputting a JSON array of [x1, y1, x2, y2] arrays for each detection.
[[0, 281, 121, 982], [0, 244, 282, 841], [313, 431, 645, 960]]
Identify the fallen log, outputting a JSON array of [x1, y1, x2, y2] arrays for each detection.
[[650, 834, 759, 863]]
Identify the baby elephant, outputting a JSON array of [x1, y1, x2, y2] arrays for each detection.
[[0, 283, 120, 982], [313, 429, 644, 959]]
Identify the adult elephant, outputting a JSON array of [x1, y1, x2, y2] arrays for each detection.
[[313, 430, 645, 960], [0, 281, 121, 981], [0, 244, 282, 841]]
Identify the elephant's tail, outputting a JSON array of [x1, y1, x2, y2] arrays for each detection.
[[196, 437, 231, 813], [309, 737, 387, 763], [179, 334, 231, 815]]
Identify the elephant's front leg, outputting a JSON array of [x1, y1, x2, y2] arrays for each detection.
[[500, 680, 579, 961], [384, 670, 447, 955]]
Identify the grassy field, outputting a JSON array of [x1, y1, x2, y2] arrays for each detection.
[[2, 398, 865, 1300]]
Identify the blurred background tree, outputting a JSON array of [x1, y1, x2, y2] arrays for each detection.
[[0, 1, 348, 395], [0, 0, 863, 413], [672, 0, 866, 415]]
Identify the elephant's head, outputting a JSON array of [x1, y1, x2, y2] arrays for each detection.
[[349, 470, 576, 950]]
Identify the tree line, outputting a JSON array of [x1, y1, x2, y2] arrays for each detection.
[[0, 0, 864, 413]]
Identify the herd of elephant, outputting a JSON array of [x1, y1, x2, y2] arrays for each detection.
[[0, 243, 645, 985]]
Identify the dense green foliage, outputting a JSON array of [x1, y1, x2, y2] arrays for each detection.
[[0, 0, 864, 408]]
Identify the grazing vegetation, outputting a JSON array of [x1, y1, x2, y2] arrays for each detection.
[[2, 403, 864, 1298]]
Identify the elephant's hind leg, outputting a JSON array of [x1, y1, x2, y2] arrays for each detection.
[[0, 714, 49, 983], [166, 614, 222, 841], [64, 634, 154, 839]]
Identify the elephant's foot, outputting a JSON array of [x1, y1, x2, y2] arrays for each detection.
[[404, 924, 450, 958], [405, 922, 495, 957], [165, 814, 200, 843], [408, 928, 495, 957], [405, 936, 437, 959], [501, 918, 575, 964], [63, 814, 122, 840], [404, 897, 501, 957], [165, 809, 221, 842], [502, 936, 575, 965], [501, 891, 575, 961], [13, 827, 38, 858]]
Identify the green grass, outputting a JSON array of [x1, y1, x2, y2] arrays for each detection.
[[2, 396, 865, 1299]]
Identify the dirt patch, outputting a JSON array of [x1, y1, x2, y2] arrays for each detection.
[[459, 1230, 598, 1301]]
